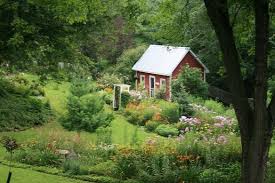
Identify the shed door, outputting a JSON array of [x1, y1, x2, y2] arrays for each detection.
[[149, 76, 155, 97]]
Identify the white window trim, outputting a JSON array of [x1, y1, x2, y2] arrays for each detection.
[[140, 75, 145, 88], [149, 75, 156, 97], [160, 78, 166, 89]]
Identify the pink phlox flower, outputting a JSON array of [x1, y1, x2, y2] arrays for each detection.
[[213, 116, 232, 126], [180, 116, 201, 125]]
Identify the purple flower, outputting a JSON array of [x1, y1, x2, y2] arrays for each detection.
[[214, 123, 224, 128]]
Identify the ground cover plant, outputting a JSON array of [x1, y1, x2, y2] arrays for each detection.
[[0, 73, 51, 131]]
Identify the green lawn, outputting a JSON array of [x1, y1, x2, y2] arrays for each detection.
[[0, 165, 87, 183], [44, 80, 70, 116], [0, 79, 156, 145], [0, 77, 158, 182]]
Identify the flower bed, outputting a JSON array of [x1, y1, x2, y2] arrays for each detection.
[[123, 98, 239, 139]]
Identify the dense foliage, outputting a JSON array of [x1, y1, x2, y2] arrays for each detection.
[[62, 80, 113, 133], [0, 74, 51, 131], [172, 66, 208, 98], [111, 45, 147, 84], [1, 0, 274, 91]]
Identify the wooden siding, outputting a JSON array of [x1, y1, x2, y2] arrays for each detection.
[[172, 52, 204, 79], [137, 71, 170, 99], [136, 51, 205, 99]]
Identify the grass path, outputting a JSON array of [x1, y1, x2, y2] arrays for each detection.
[[0, 165, 87, 183]]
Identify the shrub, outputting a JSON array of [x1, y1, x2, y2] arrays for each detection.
[[121, 92, 131, 108], [114, 149, 140, 179], [114, 149, 182, 182], [113, 45, 147, 84], [63, 159, 89, 175], [155, 86, 167, 100], [171, 86, 194, 116], [6, 75, 45, 97], [224, 107, 236, 118], [204, 100, 226, 114], [99, 90, 113, 105], [145, 121, 161, 132], [175, 133, 241, 166], [137, 154, 181, 183], [97, 73, 123, 89], [14, 147, 61, 167], [267, 155, 275, 183], [70, 79, 96, 97], [143, 109, 155, 122], [204, 138, 241, 165], [96, 127, 112, 145], [62, 94, 114, 133], [155, 124, 179, 137], [180, 165, 202, 183], [176, 133, 204, 157], [91, 144, 117, 163], [29, 81, 45, 96], [198, 163, 240, 183], [198, 168, 224, 183], [125, 109, 146, 126], [173, 66, 208, 98], [0, 77, 51, 131], [159, 101, 180, 123]]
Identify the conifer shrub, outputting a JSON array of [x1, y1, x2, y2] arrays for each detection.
[[145, 120, 161, 132], [121, 92, 131, 108], [155, 124, 179, 137], [159, 101, 180, 123], [174, 66, 208, 98], [62, 94, 113, 133]]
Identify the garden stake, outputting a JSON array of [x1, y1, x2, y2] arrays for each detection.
[[1, 137, 18, 183], [6, 151, 13, 183], [6, 171, 12, 183]]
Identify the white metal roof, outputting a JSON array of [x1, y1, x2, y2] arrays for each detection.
[[132, 45, 209, 76]]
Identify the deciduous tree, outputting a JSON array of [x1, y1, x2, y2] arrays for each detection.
[[203, 0, 274, 182]]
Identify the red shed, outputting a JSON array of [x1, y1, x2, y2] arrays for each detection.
[[132, 45, 209, 100]]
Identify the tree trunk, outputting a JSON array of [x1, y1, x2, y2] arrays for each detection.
[[242, 0, 273, 182], [242, 132, 272, 182], [203, 0, 274, 182]]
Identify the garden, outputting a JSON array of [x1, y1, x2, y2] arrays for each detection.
[[0, 70, 274, 183], [0, 0, 275, 182]]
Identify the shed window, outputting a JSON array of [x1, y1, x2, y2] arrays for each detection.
[[140, 75, 145, 88], [160, 78, 166, 90]]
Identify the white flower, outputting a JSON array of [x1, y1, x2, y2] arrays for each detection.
[[217, 135, 227, 144]]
